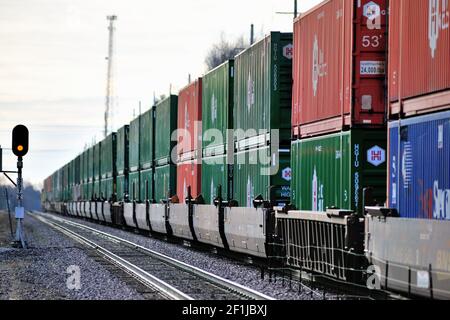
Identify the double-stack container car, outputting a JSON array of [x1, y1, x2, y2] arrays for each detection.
[[128, 116, 141, 202], [177, 79, 202, 202], [233, 32, 293, 207], [363, 0, 450, 300], [139, 108, 154, 202], [290, 0, 388, 214], [202, 60, 234, 204], [154, 95, 178, 202], [116, 125, 129, 201]]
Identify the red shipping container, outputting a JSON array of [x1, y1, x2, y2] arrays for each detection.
[[177, 78, 202, 158], [292, 0, 387, 138], [389, 0, 450, 117], [176, 160, 201, 203]]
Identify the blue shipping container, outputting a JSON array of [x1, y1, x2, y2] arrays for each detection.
[[389, 110, 450, 220]]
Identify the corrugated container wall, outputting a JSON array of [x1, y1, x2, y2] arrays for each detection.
[[388, 110, 450, 220], [116, 125, 129, 201], [140, 169, 153, 201], [87, 146, 94, 199], [234, 147, 291, 207], [154, 164, 176, 202], [178, 79, 202, 157], [202, 60, 234, 152], [234, 32, 293, 145], [100, 133, 116, 200], [140, 108, 154, 169], [201, 154, 232, 204], [292, 0, 387, 138], [129, 116, 141, 172], [389, 0, 450, 116], [177, 160, 201, 202], [291, 129, 387, 214], [93, 142, 101, 199], [116, 125, 129, 175], [155, 95, 178, 165]]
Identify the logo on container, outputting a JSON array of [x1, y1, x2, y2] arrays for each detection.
[[281, 167, 292, 182], [247, 175, 254, 207], [184, 102, 190, 129], [312, 167, 324, 211], [429, 0, 450, 58], [283, 44, 293, 59], [401, 142, 413, 189], [312, 35, 327, 97], [363, 1, 381, 20], [433, 180, 450, 220], [367, 146, 386, 167], [210, 180, 215, 205], [211, 93, 217, 123], [247, 73, 255, 112]]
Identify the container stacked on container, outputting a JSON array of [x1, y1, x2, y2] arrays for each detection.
[[100, 132, 116, 201], [139, 108, 154, 202], [154, 95, 178, 202], [128, 116, 141, 201], [92, 141, 102, 200], [233, 32, 293, 207], [290, 0, 388, 214], [177, 79, 202, 202], [202, 60, 234, 204], [116, 125, 129, 201], [388, 0, 450, 220]]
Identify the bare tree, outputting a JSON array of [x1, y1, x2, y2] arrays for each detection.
[[205, 33, 247, 71]]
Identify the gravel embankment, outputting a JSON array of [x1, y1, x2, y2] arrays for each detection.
[[0, 211, 144, 300], [43, 212, 344, 300]]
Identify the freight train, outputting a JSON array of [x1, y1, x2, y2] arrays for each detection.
[[41, 0, 450, 299]]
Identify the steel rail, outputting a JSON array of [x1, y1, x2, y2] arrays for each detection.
[[34, 214, 192, 300], [34, 212, 275, 301]]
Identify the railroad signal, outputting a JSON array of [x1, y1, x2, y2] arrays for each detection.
[[12, 125, 29, 157]]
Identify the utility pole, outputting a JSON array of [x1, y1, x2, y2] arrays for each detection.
[[104, 15, 117, 138], [276, 0, 299, 19], [250, 24, 254, 45], [294, 0, 298, 18]]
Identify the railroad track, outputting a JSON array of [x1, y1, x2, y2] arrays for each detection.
[[32, 212, 274, 301]]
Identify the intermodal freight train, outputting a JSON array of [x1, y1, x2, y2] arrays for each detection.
[[42, 0, 450, 299]]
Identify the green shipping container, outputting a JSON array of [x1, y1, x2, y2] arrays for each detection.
[[101, 177, 114, 201], [101, 133, 116, 179], [88, 146, 94, 183], [93, 142, 101, 199], [234, 32, 293, 145], [116, 125, 129, 176], [129, 116, 141, 172], [129, 171, 140, 201], [116, 174, 128, 201], [291, 129, 387, 214], [75, 155, 81, 184], [154, 164, 176, 202], [234, 146, 291, 207], [201, 154, 232, 204], [140, 168, 153, 201], [202, 60, 234, 152], [155, 95, 178, 165], [140, 108, 154, 169]]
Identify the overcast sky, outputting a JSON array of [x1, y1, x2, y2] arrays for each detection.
[[0, 0, 322, 187]]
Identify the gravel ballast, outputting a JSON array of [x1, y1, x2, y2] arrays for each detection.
[[42, 212, 347, 300], [0, 211, 144, 300]]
